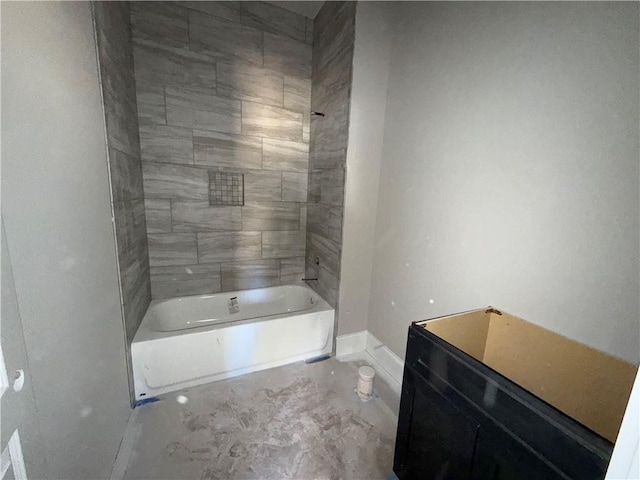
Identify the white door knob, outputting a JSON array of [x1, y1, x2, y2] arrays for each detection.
[[12, 369, 24, 392]]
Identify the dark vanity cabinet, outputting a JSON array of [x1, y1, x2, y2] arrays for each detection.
[[396, 370, 480, 479], [393, 308, 638, 480]]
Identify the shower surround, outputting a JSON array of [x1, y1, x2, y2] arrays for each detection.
[[132, 1, 312, 298], [94, 2, 152, 346], [305, 2, 356, 307]]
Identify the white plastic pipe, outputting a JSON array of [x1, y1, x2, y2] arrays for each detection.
[[357, 365, 376, 399]]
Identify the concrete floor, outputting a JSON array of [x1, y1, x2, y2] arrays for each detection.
[[115, 357, 399, 480]]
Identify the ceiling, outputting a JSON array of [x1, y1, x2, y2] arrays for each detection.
[[266, 1, 325, 19]]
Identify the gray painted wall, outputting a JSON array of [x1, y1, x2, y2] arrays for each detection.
[[1, 219, 49, 479], [366, 2, 640, 363], [1, 2, 131, 477], [94, 0, 152, 356], [305, 1, 355, 307], [338, 2, 392, 335], [131, 1, 312, 297]]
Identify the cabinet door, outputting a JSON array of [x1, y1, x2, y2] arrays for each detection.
[[470, 427, 568, 480], [400, 369, 479, 479]]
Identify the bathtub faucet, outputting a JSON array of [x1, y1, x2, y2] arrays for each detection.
[[228, 296, 239, 314]]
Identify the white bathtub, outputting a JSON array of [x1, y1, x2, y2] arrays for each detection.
[[131, 284, 335, 400]]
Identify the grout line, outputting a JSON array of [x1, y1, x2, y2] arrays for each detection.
[[190, 128, 195, 165], [260, 138, 264, 169], [277, 258, 282, 285], [196, 232, 200, 264], [185, 3, 192, 52], [212, 55, 217, 93], [163, 86, 168, 125], [260, 231, 264, 260], [169, 198, 173, 233], [281, 62, 286, 107]]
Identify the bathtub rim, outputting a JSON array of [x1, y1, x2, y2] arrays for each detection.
[[133, 283, 332, 343]]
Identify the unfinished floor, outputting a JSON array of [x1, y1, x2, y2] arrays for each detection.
[[114, 357, 398, 480]]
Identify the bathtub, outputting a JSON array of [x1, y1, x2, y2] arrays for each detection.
[[131, 284, 335, 400]]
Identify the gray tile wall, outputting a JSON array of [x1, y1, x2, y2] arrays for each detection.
[[94, 2, 152, 345], [305, 2, 356, 308], [131, 1, 311, 299]]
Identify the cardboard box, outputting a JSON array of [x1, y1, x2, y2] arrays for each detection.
[[418, 308, 638, 443]]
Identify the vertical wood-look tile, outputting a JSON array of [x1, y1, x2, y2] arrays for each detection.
[[148, 233, 198, 266], [308, 232, 341, 277], [280, 257, 305, 283], [193, 130, 263, 169], [139, 125, 193, 164], [282, 172, 308, 202], [197, 232, 262, 263], [283, 75, 311, 112], [305, 17, 313, 45], [133, 40, 216, 90], [144, 199, 172, 233], [171, 201, 242, 232], [299, 205, 307, 231], [262, 231, 306, 259], [263, 138, 309, 172], [305, 240, 319, 279], [217, 62, 284, 106], [263, 32, 312, 78], [240, 2, 307, 43], [142, 162, 209, 200], [129, 0, 326, 301], [165, 86, 242, 133], [96, 0, 152, 341], [242, 202, 300, 231], [110, 148, 144, 203], [317, 265, 339, 307], [123, 270, 151, 342], [189, 11, 263, 66], [302, 112, 310, 143], [131, 2, 189, 48], [327, 206, 343, 244], [103, 85, 140, 158], [307, 170, 322, 203], [113, 200, 148, 260], [220, 259, 281, 290], [306, 0, 354, 311], [182, 1, 241, 23], [244, 171, 282, 202], [312, 1, 355, 73], [136, 83, 166, 126], [306, 202, 328, 237], [241, 102, 303, 140], [150, 263, 221, 298]]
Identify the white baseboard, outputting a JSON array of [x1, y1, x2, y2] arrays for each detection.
[[364, 331, 404, 386], [336, 330, 404, 393], [335, 330, 367, 357]]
